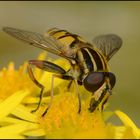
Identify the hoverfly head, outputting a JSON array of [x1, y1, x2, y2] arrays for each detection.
[[83, 71, 116, 93]]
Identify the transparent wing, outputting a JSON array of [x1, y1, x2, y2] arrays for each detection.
[[3, 27, 73, 60], [92, 34, 122, 61]]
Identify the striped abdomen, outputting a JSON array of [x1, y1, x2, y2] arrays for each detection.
[[76, 47, 108, 82]]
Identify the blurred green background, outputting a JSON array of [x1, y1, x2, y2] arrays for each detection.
[[0, 1, 140, 126]]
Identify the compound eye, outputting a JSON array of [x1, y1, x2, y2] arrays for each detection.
[[83, 72, 105, 92], [107, 72, 116, 89]]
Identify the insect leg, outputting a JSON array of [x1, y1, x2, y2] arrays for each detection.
[[42, 74, 73, 116], [88, 84, 111, 113], [42, 74, 58, 116], [100, 85, 112, 111], [28, 60, 67, 113], [67, 80, 73, 90], [74, 79, 81, 114], [42, 76, 81, 116], [27, 62, 44, 113]]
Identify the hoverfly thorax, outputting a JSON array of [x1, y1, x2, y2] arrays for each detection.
[[46, 28, 90, 58]]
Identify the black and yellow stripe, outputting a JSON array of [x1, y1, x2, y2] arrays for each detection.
[[47, 28, 108, 82], [47, 28, 87, 49], [76, 47, 107, 77]]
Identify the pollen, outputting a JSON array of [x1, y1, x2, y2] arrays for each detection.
[[0, 62, 34, 100]]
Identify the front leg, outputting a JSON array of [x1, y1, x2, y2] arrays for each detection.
[[74, 79, 82, 114], [27, 62, 45, 113], [27, 60, 68, 113], [27, 59, 82, 116]]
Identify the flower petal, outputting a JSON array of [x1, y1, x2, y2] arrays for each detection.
[[23, 128, 46, 137], [0, 90, 29, 119], [115, 110, 140, 138], [0, 134, 25, 139], [34, 51, 47, 79], [23, 96, 50, 104], [11, 104, 37, 123], [114, 126, 126, 138], [0, 116, 31, 126], [0, 123, 39, 138]]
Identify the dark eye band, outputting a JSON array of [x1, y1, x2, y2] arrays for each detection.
[[83, 72, 116, 92]]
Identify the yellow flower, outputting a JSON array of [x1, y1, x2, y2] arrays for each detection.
[[0, 61, 32, 100], [0, 52, 140, 139]]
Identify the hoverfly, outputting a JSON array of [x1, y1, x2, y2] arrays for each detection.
[[3, 27, 122, 116]]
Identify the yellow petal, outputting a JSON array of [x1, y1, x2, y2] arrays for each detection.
[[114, 126, 126, 138], [0, 90, 29, 119], [0, 116, 31, 126], [34, 51, 47, 79], [0, 123, 39, 138], [11, 104, 37, 123], [23, 96, 50, 104], [37, 51, 47, 60], [0, 134, 25, 139], [8, 62, 15, 71], [23, 128, 46, 137], [115, 110, 140, 138], [39, 71, 66, 93]]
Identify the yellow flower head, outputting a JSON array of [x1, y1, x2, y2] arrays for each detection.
[[0, 52, 140, 139], [0, 62, 33, 100]]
